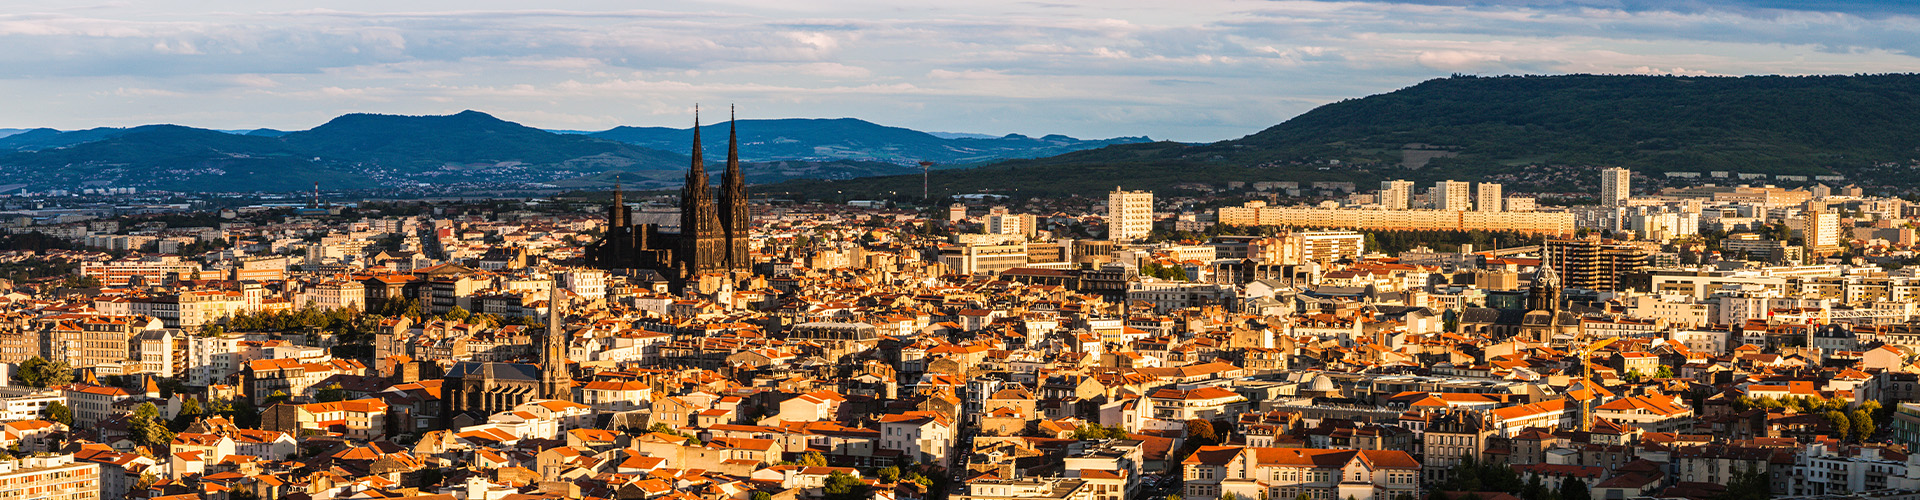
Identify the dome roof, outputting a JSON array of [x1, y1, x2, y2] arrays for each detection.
[[1308, 374, 1336, 392]]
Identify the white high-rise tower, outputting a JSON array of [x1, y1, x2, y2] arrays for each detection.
[[1601, 168, 1631, 207]]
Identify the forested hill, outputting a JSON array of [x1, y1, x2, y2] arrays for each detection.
[[770, 74, 1920, 199]]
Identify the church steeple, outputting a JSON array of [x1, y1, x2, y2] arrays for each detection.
[[541, 280, 571, 401], [1528, 239, 1562, 314]]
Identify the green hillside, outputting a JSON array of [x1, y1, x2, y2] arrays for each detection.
[[768, 74, 1920, 199], [0, 125, 375, 191], [281, 110, 688, 172]]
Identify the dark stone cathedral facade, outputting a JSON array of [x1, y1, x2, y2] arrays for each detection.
[[585, 108, 750, 288], [442, 282, 573, 424]]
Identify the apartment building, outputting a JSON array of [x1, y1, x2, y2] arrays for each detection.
[[0, 454, 101, 500], [1108, 188, 1154, 242], [1544, 237, 1652, 291], [1217, 202, 1575, 235]]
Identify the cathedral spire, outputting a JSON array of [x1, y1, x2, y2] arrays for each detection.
[[687, 105, 706, 185], [726, 104, 739, 175], [719, 104, 750, 271]]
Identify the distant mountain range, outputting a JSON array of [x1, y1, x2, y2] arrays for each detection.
[[585, 117, 1149, 165], [0, 112, 1138, 193], [769, 74, 1920, 199]]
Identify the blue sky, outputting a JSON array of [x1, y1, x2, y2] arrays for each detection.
[[2, 0, 1918, 142]]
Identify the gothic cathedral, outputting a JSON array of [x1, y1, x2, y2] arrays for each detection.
[[586, 106, 752, 288]]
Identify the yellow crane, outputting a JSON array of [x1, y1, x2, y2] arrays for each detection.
[[1570, 336, 1619, 432]]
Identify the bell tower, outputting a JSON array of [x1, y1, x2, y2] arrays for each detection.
[[540, 281, 572, 401]]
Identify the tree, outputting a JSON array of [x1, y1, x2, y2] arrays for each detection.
[[1073, 423, 1130, 440], [799, 451, 829, 467], [231, 399, 260, 429], [12, 356, 72, 388], [129, 402, 173, 451], [1299, 494, 1313, 500], [645, 422, 694, 440], [43, 400, 72, 426], [877, 466, 901, 483], [315, 383, 349, 403], [14, 357, 46, 387], [1825, 410, 1851, 441], [264, 390, 292, 406], [751, 493, 772, 500], [171, 398, 205, 430], [1523, 473, 1549, 500], [1558, 475, 1590, 500], [1654, 365, 1674, 379], [1715, 466, 1769, 500], [1186, 419, 1218, 445], [1220, 493, 1239, 500], [822, 471, 869, 500], [1851, 408, 1876, 441], [1476, 456, 1522, 493], [1445, 455, 1483, 492], [446, 306, 471, 322]]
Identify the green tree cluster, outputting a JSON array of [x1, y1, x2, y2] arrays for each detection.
[[226, 305, 377, 338], [1141, 261, 1189, 281], [821, 471, 869, 500], [1733, 394, 1852, 414], [1713, 467, 1769, 500], [1439, 455, 1522, 494], [42, 401, 72, 426], [129, 402, 174, 452], [315, 383, 350, 403], [12, 357, 73, 388], [1072, 423, 1131, 440]]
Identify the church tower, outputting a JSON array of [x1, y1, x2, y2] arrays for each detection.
[[609, 182, 627, 229], [1528, 243, 1561, 312], [541, 282, 572, 401], [679, 106, 728, 279], [719, 105, 751, 271]]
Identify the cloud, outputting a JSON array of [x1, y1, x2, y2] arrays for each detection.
[[0, 0, 1918, 142]]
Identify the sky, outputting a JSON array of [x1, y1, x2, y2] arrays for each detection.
[[3, 0, 1920, 142]]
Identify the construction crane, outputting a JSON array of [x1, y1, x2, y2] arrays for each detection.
[[1571, 336, 1619, 432]]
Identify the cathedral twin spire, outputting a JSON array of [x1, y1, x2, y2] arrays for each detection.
[[677, 105, 750, 276]]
